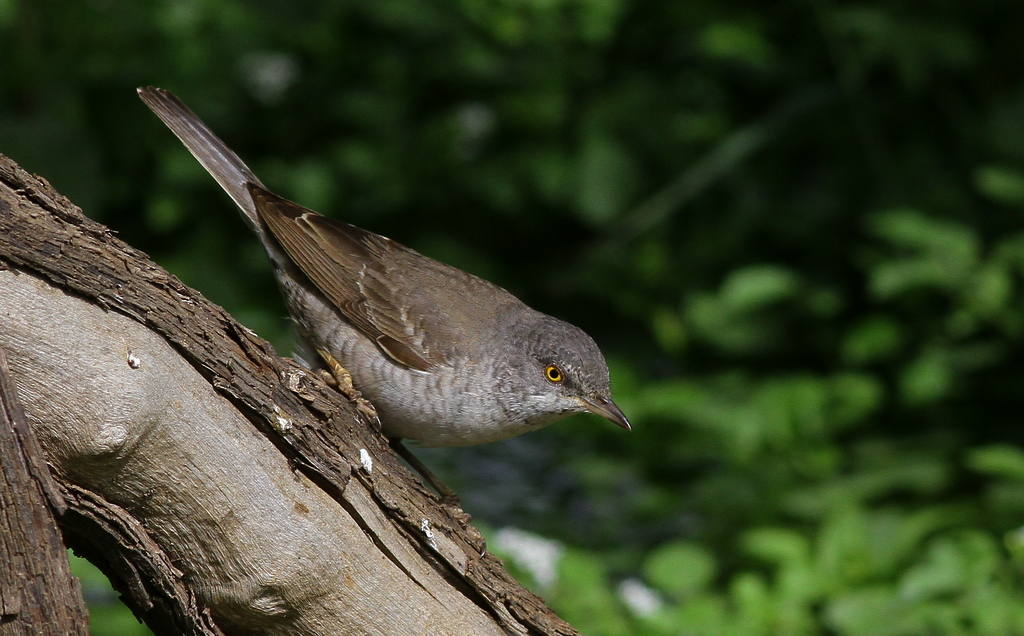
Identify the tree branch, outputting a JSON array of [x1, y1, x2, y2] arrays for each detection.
[[0, 154, 576, 635]]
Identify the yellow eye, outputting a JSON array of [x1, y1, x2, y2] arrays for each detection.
[[545, 365, 563, 383]]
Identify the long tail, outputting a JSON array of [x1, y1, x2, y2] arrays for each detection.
[[138, 87, 263, 231]]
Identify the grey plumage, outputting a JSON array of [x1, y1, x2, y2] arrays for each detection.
[[139, 87, 629, 447]]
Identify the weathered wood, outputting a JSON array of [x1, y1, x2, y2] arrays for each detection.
[[0, 154, 577, 635], [0, 348, 89, 636]]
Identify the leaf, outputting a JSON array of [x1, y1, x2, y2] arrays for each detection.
[[897, 533, 999, 601], [730, 573, 773, 634], [552, 549, 632, 636], [644, 540, 717, 599], [718, 265, 800, 312], [824, 586, 919, 636], [975, 165, 1024, 204], [899, 348, 952, 405], [828, 373, 884, 430], [966, 444, 1024, 481], [701, 22, 775, 68], [841, 316, 903, 365], [868, 210, 979, 298], [743, 528, 810, 568]]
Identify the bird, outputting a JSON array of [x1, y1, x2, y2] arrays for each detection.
[[138, 87, 629, 452]]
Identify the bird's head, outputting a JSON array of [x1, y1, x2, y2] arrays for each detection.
[[499, 313, 630, 431]]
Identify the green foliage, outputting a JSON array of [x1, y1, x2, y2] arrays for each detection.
[[5, 0, 1024, 634], [644, 540, 717, 600], [68, 553, 152, 635]]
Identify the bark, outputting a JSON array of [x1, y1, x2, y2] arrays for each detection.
[[0, 348, 90, 636], [0, 154, 578, 636]]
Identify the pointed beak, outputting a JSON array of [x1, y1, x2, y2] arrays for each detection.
[[579, 395, 631, 431]]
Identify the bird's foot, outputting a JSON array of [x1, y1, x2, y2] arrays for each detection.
[[316, 348, 380, 426]]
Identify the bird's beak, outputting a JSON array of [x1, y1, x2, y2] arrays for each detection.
[[579, 395, 631, 431]]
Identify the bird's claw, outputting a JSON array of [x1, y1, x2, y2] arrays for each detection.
[[317, 348, 380, 428]]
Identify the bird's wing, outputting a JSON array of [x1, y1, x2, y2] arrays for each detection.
[[249, 184, 464, 371]]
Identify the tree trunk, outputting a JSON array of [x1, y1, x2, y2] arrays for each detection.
[[0, 154, 577, 636], [0, 348, 90, 636]]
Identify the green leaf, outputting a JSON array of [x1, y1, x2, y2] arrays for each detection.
[[701, 22, 775, 68], [967, 263, 1013, 316], [841, 316, 903, 365], [824, 586, 918, 636], [673, 594, 729, 636], [828, 373, 884, 430], [898, 532, 999, 601], [966, 444, 1024, 481], [730, 573, 773, 634], [899, 348, 952, 405], [552, 549, 632, 636], [644, 540, 717, 599], [975, 165, 1024, 204], [743, 528, 810, 568], [868, 210, 979, 298], [718, 265, 800, 312]]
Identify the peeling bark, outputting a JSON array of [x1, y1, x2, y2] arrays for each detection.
[[0, 154, 577, 636]]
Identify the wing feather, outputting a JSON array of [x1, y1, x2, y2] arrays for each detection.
[[248, 183, 445, 371]]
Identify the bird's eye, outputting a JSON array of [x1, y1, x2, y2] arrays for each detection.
[[545, 365, 564, 383]]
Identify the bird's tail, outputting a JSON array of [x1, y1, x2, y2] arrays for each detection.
[[138, 87, 263, 232]]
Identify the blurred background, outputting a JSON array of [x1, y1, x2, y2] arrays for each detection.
[[5, 0, 1024, 634]]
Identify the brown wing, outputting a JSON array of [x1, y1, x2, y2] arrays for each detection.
[[248, 183, 449, 371]]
